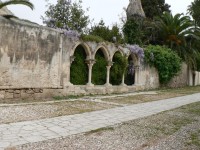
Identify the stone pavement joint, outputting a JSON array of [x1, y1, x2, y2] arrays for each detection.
[[0, 93, 200, 149]]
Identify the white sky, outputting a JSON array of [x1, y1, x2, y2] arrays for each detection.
[[2, 0, 194, 26]]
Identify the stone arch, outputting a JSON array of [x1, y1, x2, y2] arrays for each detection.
[[70, 44, 89, 85], [125, 53, 139, 85], [93, 45, 110, 61], [70, 42, 91, 59], [111, 49, 124, 61]]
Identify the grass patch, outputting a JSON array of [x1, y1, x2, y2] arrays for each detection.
[[187, 130, 200, 147], [102, 93, 184, 105], [160, 86, 200, 95], [179, 102, 200, 116]]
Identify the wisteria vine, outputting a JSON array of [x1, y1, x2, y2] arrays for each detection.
[[126, 44, 144, 75]]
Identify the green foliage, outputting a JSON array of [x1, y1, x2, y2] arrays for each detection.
[[188, 0, 200, 26], [141, 0, 170, 20], [89, 20, 124, 44], [154, 12, 200, 70], [81, 34, 104, 43], [110, 52, 128, 85], [43, 0, 90, 32], [70, 45, 88, 85], [145, 45, 182, 84], [122, 19, 144, 45], [92, 50, 107, 85]]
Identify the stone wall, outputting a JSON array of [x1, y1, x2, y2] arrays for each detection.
[[1, 16, 193, 100], [167, 63, 189, 88], [0, 17, 62, 89]]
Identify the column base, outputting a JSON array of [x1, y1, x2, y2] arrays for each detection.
[[120, 83, 127, 86], [104, 83, 112, 86], [87, 83, 94, 86]]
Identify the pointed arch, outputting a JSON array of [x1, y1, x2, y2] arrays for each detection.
[[70, 42, 91, 59], [93, 45, 110, 61], [111, 49, 124, 61]]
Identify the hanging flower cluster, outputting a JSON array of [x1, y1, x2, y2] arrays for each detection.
[[126, 44, 144, 75], [126, 44, 145, 59], [63, 30, 80, 41]]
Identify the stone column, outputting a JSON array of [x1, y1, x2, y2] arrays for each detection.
[[121, 74, 126, 86], [105, 61, 113, 86], [86, 59, 95, 86]]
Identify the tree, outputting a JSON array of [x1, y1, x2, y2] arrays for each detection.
[[0, 0, 34, 10], [188, 0, 200, 27], [141, 0, 170, 20], [89, 19, 124, 43], [122, 19, 144, 45], [43, 0, 89, 32], [155, 12, 200, 70]]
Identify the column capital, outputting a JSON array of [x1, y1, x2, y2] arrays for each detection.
[[85, 59, 96, 65], [107, 61, 113, 67], [70, 56, 75, 64]]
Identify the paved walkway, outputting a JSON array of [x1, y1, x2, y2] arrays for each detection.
[[0, 93, 200, 149]]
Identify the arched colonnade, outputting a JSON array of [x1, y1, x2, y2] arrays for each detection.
[[67, 42, 141, 86]]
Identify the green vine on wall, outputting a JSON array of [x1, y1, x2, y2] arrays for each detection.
[[70, 45, 88, 85], [145, 45, 182, 84]]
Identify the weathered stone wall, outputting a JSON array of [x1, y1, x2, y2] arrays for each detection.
[[167, 63, 189, 88], [1, 16, 194, 100], [0, 17, 62, 89], [139, 63, 159, 89]]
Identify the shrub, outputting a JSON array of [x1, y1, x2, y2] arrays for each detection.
[[92, 50, 107, 85], [70, 45, 88, 85], [110, 52, 128, 85], [145, 45, 182, 84], [81, 34, 104, 43]]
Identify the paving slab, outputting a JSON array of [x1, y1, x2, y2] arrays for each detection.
[[0, 93, 200, 149]]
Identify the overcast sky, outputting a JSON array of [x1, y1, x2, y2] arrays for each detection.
[[3, 0, 193, 26]]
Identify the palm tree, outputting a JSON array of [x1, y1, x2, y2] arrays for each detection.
[[188, 0, 200, 27], [155, 12, 200, 69]]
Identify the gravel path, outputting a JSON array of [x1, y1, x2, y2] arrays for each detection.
[[15, 103, 200, 150], [0, 93, 200, 149], [0, 101, 114, 124]]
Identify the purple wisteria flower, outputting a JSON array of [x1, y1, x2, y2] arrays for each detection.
[[63, 29, 80, 41], [126, 44, 144, 75], [126, 44, 144, 59]]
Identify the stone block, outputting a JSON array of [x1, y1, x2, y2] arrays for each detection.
[[6, 90, 14, 93], [33, 89, 43, 93], [14, 90, 21, 94], [25, 89, 34, 94], [0, 91, 5, 99], [14, 93, 21, 98], [5, 92, 14, 99]]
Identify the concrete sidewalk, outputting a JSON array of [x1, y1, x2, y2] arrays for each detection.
[[0, 93, 200, 149]]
